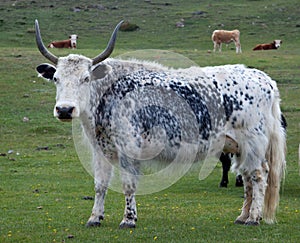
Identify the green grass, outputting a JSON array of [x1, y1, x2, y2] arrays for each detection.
[[1, 0, 300, 242]]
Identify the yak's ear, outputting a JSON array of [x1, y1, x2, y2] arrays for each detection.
[[36, 63, 56, 80], [92, 63, 112, 80]]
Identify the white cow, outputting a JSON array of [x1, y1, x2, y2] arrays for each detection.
[[212, 29, 242, 53], [35, 20, 285, 228]]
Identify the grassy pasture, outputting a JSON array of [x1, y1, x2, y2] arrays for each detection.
[[0, 0, 299, 242]]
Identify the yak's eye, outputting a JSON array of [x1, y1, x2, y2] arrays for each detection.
[[83, 76, 90, 83]]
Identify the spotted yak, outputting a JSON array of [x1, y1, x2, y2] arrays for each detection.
[[35, 20, 286, 228]]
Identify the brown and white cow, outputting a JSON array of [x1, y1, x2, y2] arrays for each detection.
[[253, 40, 282, 51], [212, 29, 241, 53], [48, 34, 78, 49]]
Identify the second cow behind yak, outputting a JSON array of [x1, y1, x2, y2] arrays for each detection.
[[48, 34, 78, 49]]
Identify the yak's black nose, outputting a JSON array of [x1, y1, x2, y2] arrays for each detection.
[[56, 106, 74, 120]]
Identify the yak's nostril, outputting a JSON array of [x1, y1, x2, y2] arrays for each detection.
[[56, 106, 74, 120]]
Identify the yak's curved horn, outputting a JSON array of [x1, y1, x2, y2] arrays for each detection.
[[92, 20, 124, 65], [35, 20, 58, 64]]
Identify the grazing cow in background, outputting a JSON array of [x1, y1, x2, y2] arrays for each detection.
[[35, 20, 286, 228], [212, 29, 242, 53], [253, 40, 282, 51], [48, 34, 78, 49]]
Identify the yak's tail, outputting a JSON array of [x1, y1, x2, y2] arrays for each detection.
[[263, 90, 286, 224]]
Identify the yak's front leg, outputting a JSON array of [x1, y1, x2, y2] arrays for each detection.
[[245, 160, 269, 225], [119, 155, 139, 229], [86, 153, 113, 227], [86, 180, 108, 227]]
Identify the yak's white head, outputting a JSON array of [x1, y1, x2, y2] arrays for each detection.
[[37, 55, 91, 120], [35, 20, 122, 121], [37, 55, 112, 121]]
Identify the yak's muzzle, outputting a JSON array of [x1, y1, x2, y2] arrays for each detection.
[[55, 106, 75, 121]]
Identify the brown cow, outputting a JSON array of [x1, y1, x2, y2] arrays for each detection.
[[253, 40, 282, 51], [48, 34, 78, 49], [212, 29, 241, 53]]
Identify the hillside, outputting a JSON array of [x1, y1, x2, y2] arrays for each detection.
[[1, 0, 299, 50]]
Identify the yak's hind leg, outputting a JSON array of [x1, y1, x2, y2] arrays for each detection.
[[232, 127, 270, 226], [86, 153, 113, 227], [234, 174, 252, 224], [245, 160, 269, 225], [235, 160, 269, 225], [235, 161, 269, 225], [119, 155, 139, 229]]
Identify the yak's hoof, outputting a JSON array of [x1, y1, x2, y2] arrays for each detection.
[[234, 219, 246, 225], [119, 220, 136, 229], [245, 221, 259, 226], [86, 221, 101, 227], [86, 215, 104, 227]]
